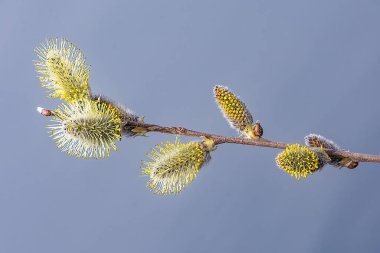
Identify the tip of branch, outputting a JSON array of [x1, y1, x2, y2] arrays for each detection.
[[37, 107, 53, 116], [36, 107, 44, 114]]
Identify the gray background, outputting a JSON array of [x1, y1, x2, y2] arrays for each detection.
[[1, 0, 380, 252]]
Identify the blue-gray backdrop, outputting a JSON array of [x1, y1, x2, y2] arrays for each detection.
[[1, 0, 380, 252]]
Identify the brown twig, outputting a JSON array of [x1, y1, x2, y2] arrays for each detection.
[[125, 121, 380, 164], [37, 108, 380, 164]]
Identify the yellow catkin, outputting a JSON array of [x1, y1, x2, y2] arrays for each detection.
[[48, 99, 122, 159], [142, 138, 215, 195], [35, 38, 91, 102], [276, 144, 319, 180], [214, 85, 256, 138]]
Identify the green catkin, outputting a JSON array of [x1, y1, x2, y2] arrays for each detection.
[[142, 138, 216, 195]]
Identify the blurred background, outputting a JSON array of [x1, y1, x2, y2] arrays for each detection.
[[1, 0, 380, 252]]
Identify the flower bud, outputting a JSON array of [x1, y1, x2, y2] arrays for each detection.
[[305, 134, 358, 169], [253, 121, 263, 139], [37, 107, 53, 116]]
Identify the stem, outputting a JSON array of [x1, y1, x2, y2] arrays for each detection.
[[37, 108, 380, 164], [125, 121, 380, 164]]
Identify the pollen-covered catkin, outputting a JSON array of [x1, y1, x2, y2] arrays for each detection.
[[276, 144, 319, 180], [35, 38, 91, 102], [142, 138, 216, 195], [48, 99, 122, 159], [214, 85, 258, 139]]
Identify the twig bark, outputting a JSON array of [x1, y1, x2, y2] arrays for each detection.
[[37, 108, 380, 164], [125, 121, 380, 164]]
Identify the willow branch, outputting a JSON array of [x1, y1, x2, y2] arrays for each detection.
[[125, 121, 380, 164], [37, 108, 380, 164]]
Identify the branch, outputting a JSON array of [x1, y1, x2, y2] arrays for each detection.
[[37, 108, 380, 164], [127, 122, 379, 164], [34, 37, 379, 196]]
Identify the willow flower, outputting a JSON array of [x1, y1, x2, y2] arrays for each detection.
[[47, 99, 122, 159], [35, 38, 91, 102], [305, 134, 358, 169], [214, 85, 259, 139], [142, 138, 216, 195], [276, 144, 319, 180]]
